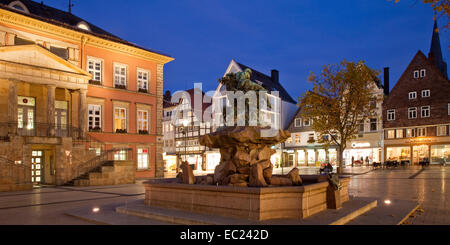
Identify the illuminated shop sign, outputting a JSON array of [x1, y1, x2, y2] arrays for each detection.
[[352, 142, 371, 148]]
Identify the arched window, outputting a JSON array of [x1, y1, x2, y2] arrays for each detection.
[[76, 22, 91, 31], [8, 1, 30, 14]]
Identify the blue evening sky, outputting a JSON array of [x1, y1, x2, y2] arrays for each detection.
[[44, 0, 448, 99]]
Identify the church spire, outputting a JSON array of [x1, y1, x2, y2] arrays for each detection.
[[428, 17, 448, 79]]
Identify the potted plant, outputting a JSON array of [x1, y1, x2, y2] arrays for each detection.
[[138, 88, 148, 93], [115, 129, 127, 134], [89, 127, 101, 132], [138, 130, 149, 135], [115, 84, 126, 90], [89, 80, 101, 85]]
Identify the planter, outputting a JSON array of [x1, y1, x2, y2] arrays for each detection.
[[89, 127, 101, 132], [326, 186, 342, 209], [138, 88, 148, 93], [138, 130, 149, 135], [115, 129, 127, 134]]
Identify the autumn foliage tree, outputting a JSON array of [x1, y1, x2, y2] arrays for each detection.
[[298, 60, 380, 173]]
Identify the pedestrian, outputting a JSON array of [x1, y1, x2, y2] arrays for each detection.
[[365, 156, 369, 166], [351, 156, 354, 167]]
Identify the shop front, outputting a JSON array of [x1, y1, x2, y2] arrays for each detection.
[[344, 141, 381, 166], [283, 146, 337, 167], [384, 136, 450, 165], [205, 151, 221, 171]]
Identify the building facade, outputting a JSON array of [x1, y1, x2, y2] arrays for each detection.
[[162, 96, 178, 174], [382, 20, 450, 165], [0, 0, 172, 189]]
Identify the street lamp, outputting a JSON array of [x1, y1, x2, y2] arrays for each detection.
[[183, 120, 189, 165]]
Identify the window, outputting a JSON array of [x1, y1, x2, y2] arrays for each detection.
[[294, 118, 302, 127], [396, 129, 404, 138], [408, 107, 417, 119], [50, 46, 68, 60], [448, 104, 450, 115], [437, 126, 447, 136], [358, 120, 365, 132], [303, 119, 310, 127], [114, 107, 127, 132], [114, 150, 127, 161], [421, 106, 430, 118], [387, 110, 395, 121], [77, 22, 90, 31], [421, 90, 430, 98], [87, 58, 102, 83], [420, 69, 426, 77], [370, 118, 377, 131], [406, 128, 414, 138], [137, 110, 149, 133], [409, 92, 417, 100], [137, 148, 149, 170], [114, 64, 127, 88], [286, 137, 292, 144], [308, 133, 315, 142], [387, 130, 395, 139], [88, 105, 101, 131], [417, 128, 426, 137], [413, 70, 419, 78], [137, 69, 149, 92], [295, 134, 300, 143]]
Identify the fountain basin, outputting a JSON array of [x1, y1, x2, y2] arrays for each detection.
[[143, 176, 350, 221]]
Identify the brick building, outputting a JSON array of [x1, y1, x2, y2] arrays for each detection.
[[382, 20, 450, 165], [0, 0, 172, 190]]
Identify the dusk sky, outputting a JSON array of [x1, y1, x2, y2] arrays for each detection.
[[44, 0, 448, 99]]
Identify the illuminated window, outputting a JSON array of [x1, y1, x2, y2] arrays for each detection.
[[406, 128, 414, 138], [396, 129, 404, 138], [437, 126, 447, 136], [137, 69, 149, 92], [77, 22, 90, 31], [295, 134, 300, 143], [114, 107, 127, 132], [137, 110, 149, 133], [137, 148, 149, 170], [387, 130, 395, 139], [417, 128, 426, 137], [114, 150, 127, 161]]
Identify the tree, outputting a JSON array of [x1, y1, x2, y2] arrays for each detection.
[[298, 60, 380, 173], [393, 0, 450, 29]]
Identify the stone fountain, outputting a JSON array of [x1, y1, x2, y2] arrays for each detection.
[[137, 69, 350, 221]]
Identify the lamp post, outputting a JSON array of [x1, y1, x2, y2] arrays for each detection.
[[183, 120, 188, 165]]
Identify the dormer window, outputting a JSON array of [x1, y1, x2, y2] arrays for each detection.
[[8, 1, 30, 14], [77, 22, 90, 31]]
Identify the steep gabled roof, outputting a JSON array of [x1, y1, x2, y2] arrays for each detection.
[[0, 0, 172, 58], [230, 60, 296, 104]]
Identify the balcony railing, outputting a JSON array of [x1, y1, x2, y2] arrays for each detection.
[[0, 122, 84, 138]]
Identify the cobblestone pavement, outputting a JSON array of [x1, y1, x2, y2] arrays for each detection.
[[348, 166, 450, 225], [0, 167, 448, 225]]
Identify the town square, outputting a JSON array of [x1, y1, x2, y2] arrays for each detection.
[[0, 0, 449, 235]]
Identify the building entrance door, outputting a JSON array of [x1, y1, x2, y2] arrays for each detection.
[[31, 150, 44, 184], [413, 145, 429, 165]]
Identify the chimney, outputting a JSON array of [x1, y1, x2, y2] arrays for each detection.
[[383, 67, 390, 96], [271, 69, 279, 84]]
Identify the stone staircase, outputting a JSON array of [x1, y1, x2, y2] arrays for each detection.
[[64, 156, 135, 186]]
